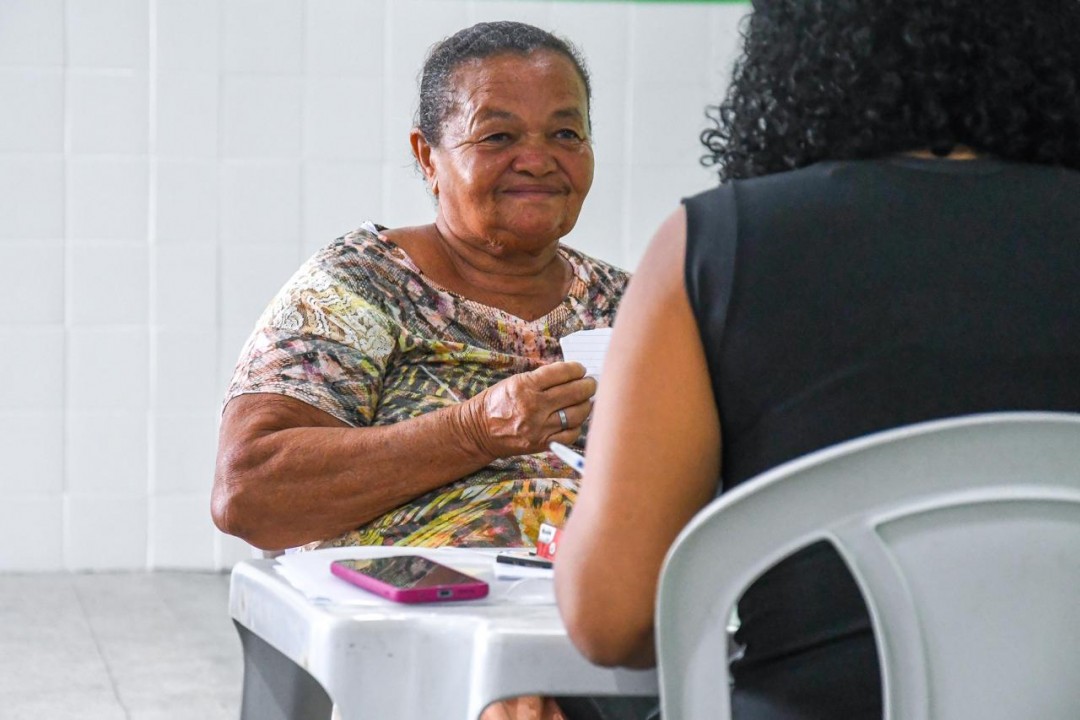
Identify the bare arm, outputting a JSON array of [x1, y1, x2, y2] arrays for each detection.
[[555, 207, 722, 668], [213, 361, 596, 551]]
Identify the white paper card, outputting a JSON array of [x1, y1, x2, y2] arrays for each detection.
[[559, 327, 612, 377]]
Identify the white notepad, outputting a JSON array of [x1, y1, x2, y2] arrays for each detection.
[[559, 327, 612, 378]]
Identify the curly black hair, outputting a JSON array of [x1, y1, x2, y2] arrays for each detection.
[[415, 21, 591, 147], [703, 0, 1080, 180]]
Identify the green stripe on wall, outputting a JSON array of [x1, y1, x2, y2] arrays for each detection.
[[506, 0, 748, 3], [554, 1, 748, 3]]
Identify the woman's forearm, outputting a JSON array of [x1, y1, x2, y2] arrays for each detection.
[[212, 393, 496, 550]]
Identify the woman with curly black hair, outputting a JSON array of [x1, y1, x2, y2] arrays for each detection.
[[706, 0, 1080, 180], [558, 1, 1080, 717]]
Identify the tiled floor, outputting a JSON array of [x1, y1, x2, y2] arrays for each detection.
[[0, 572, 242, 720]]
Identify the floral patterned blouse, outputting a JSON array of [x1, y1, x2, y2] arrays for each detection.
[[225, 223, 628, 548]]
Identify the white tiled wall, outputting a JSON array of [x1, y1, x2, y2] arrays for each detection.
[[0, 0, 749, 572]]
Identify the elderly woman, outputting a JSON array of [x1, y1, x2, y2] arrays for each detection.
[[213, 20, 653, 720], [213, 21, 619, 553], [556, 1, 1080, 718]]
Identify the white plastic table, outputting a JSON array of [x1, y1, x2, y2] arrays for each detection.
[[230, 547, 658, 720]]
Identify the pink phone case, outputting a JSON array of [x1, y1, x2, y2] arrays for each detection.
[[330, 557, 489, 604]]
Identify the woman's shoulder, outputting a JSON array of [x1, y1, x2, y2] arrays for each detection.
[[301, 222, 418, 288], [559, 244, 630, 292], [259, 222, 426, 329], [313, 221, 398, 265], [681, 161, 888, 221]]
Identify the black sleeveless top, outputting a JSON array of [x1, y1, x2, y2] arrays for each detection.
[[683, 158, 1080, 708]]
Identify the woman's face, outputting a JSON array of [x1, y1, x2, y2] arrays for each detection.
[[415, 51, 594, 254]]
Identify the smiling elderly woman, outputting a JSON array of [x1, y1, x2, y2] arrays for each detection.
[[211, 23, 650, 718], [212, 21, 617, 553]]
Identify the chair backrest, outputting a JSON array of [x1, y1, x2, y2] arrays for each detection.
[[655, 412, 1080, 720]]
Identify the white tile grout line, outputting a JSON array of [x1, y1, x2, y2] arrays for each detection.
[[147, 0, 159, 571], [60, 0, 71, 572], [621, 3, 637, 270], [213, 0, 231, 572], [298, 0, 309, 268]]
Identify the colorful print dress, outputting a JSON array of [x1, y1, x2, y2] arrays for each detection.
[[225, 223, 628, 549]]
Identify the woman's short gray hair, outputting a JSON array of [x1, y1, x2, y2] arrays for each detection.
[[415, 21, 592, 147]]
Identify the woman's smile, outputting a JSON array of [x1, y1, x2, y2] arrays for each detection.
[[501, 184, 567, 199]]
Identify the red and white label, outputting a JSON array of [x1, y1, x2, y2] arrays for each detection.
[[535, 523, 562, 561]]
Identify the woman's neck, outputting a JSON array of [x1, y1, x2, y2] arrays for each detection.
[[383, 223, 573, 322]]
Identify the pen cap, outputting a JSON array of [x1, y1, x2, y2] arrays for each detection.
[[549, 441, 585, 473]]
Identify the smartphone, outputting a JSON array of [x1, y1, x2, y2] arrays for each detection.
[[495, 550, 553, 570], [330, 556, 489, 604]]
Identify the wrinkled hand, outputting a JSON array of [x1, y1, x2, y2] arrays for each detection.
[[462, 362, 596, 459]]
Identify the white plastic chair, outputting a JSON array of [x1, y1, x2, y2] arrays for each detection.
[[655, 412, 1080, 720]]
